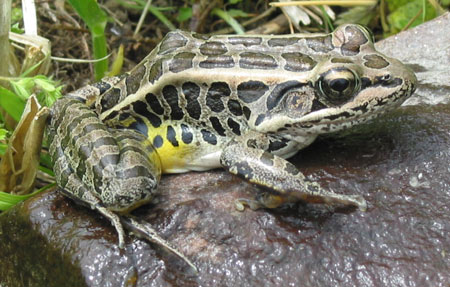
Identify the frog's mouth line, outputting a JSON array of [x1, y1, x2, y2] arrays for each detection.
[[295, 78, 416, 129]]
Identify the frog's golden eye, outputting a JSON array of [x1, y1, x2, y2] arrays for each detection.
[[317, 68, 360, 105]]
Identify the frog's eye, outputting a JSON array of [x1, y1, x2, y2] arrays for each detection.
[[317, 68, 360, 105]]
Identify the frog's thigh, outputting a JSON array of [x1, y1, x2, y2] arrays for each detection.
[[52, 98, 161, 212], [49, 98, 162, 245], [220, 141, 366, 211], [105, 129, 162, 211]]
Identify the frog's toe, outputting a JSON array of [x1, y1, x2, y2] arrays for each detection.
[[96, 205, 126, 248], [322, 193, 367, 211], [234, 198, 264, 211], [117, 229, 126, 248], [350, 195, 367, 211], [235, 193, 287, 211]]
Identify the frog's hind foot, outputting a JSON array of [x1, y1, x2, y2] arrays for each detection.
[[120, 216, 198, 273]]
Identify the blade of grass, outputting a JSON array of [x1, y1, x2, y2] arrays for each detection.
[[319, 6, 334, 31], [108, 44, 124, 77], [0, 183, 55, 211], [67, 0, 108, 80], [134, 0, 152, 36], [147, 5, 176, 30], [38, 164, 54, 177], [115, 0, 176, 30], [211, 8, 245, 34]]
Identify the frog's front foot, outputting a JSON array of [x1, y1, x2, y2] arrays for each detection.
[[222, 138, 367, 212], [235, 192, 367, 212], [345, 195, 367, 211]]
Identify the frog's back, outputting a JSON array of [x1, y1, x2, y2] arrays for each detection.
[[97, 29, 337, 129], [90, 31, 330, 171]]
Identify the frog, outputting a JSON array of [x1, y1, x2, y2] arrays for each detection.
[[46, 24, 416, 268]]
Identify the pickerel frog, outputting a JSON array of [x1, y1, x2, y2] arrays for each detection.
[[47, 24, 416, 268]]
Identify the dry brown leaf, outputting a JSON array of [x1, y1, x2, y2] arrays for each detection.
[[0, 95, 49, 194]]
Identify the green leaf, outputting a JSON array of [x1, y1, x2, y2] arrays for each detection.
[[0, 86, 26, 122], [11, 23, 24, 34], [34, 76, 63, 107], [11, 7, 23, 22], [10, 78, 32, 101], [335, 5, 377, 26], [6, 76, 62, 108], [34, 77, 56, 92], [387, 0, 436, 32], [108, 45, 124, 77], [385, 0, 410, 12], [0, 129, 7, 140], [228, 0, 243, 4], [320, 6, 334, 31], [0, 143, 6, 155], [39, 164, 55, 177], [66, 0, 107, 35], [176, 7, 192, 23]]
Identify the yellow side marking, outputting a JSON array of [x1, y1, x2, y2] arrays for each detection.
[[118, 116, 198, 173], [147, 123, 197, 173]]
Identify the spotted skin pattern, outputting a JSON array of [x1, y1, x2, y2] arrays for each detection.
[[48, 24, 416, 265]]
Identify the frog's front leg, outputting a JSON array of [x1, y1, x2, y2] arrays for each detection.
[[48, 97, 161, 247], [220, 134, 367, 211]]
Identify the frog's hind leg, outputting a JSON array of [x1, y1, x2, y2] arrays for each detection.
[[220, 138, 367, 211], [49, 129, 127, 247], [48, 97, 162, 247], [50, 107, 194, 266]]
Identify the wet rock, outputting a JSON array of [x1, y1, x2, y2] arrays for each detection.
[[2, 104, 449, 286], [1, 14, 450, 287], [376, 12, 450, 106]]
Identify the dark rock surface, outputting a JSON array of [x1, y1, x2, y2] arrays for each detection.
[[1, 14, 449, 287]]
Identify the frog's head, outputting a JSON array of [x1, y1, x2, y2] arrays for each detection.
[[257, 24, 416, 139]]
